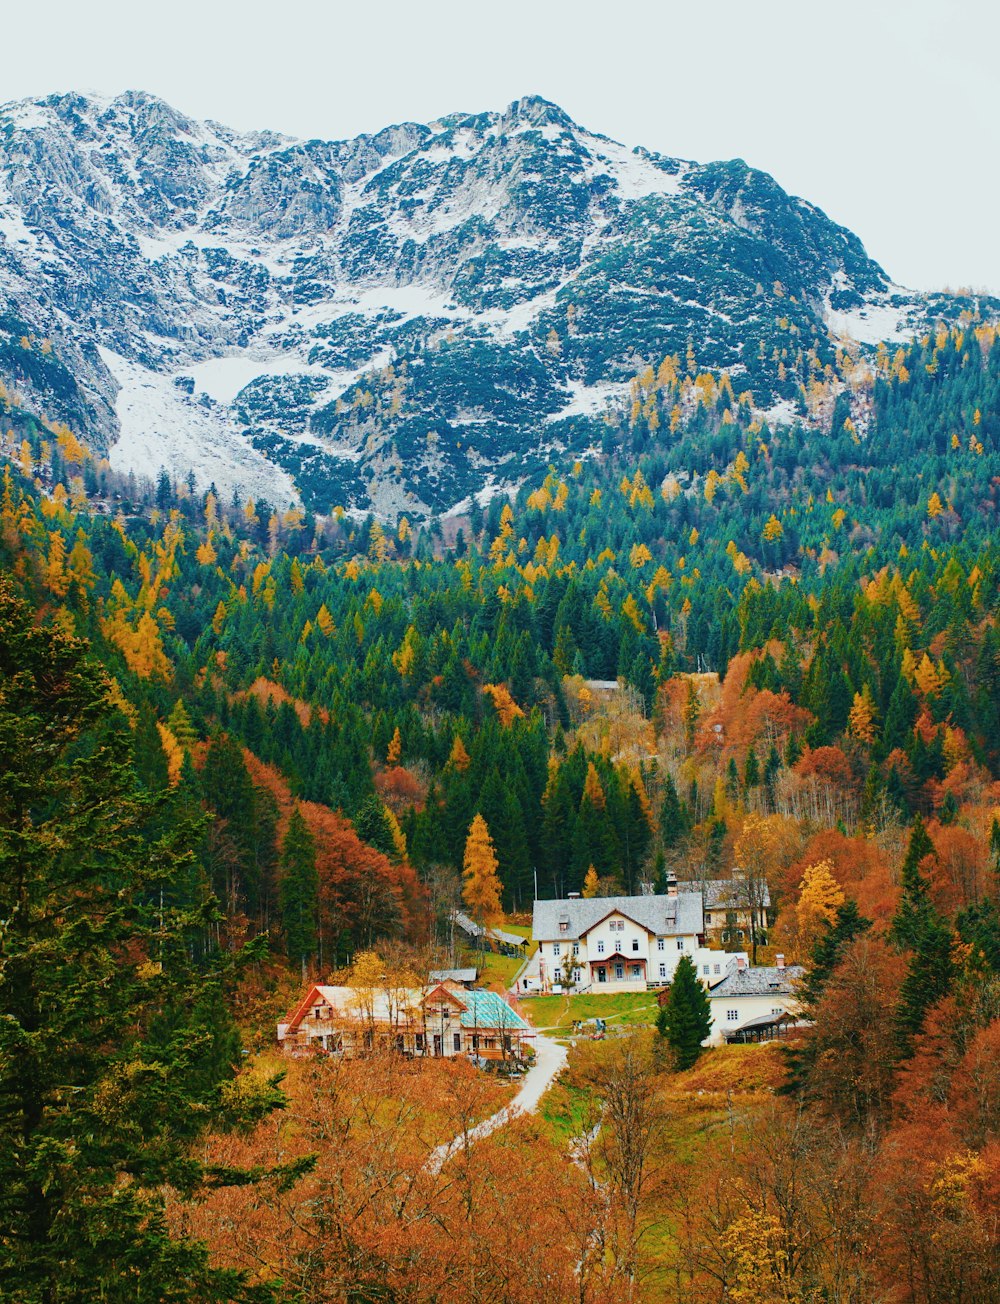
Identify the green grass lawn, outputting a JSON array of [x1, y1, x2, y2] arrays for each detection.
[[474, 949, 528, 989], [524, 990, 658, 1032], [499, 922, 533, 939]]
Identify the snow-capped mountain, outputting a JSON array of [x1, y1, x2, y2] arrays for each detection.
[[0, 90, 965, 513]]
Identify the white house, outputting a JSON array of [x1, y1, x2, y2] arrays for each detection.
[[527, 887, 708, 994], [706, 957, 804, 1045], [278, 982, 534, 1061]]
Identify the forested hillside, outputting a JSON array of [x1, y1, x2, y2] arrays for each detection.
[[3, 313, 1000, 1299]]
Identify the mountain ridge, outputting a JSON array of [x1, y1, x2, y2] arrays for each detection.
[[0, 89, 988, 514]]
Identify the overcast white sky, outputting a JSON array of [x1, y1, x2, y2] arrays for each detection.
[[4, 0, 998, 293]]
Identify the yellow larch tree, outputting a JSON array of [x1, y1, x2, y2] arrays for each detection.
[[582, 865, 600, 898], [196, 533, 217, 566], [156, 722, 184, 786], [847, 685, 877, 744], [386, 727, 402, 765], [762, 514, 784, 542], [583, 762, 606, 810], [67, 532, 95, 601], [482, 683, 524, 727], [448, 734, 471, 771], [796, 860, 845, 955], [45, 530, 69, 597], [462, 815, 503, 932]]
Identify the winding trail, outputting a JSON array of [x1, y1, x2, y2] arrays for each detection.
[[426, 1031, 568, 1173]]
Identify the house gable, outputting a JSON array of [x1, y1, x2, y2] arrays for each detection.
[[580, 907, 655, 939], [421, 983, 469, 1015], [285, 984, 327, 1034]]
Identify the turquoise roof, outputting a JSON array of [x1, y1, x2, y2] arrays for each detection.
[[457, 989, 529, 1031]]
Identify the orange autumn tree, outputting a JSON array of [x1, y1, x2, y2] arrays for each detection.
[[482, 682, 524, 727], [243, 751, 428, 956], [463, 814, 503, 932]]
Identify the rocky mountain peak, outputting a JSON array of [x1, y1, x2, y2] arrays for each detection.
[[0, 90, 954, 516]]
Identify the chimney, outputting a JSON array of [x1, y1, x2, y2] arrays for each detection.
[[776, 953, 785, 970], [737, 956, 746, 971], [567, 892, 581, 899], [666, 872, 678, 898]]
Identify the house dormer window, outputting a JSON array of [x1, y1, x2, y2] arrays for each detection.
[[559, 921, 568, 932]]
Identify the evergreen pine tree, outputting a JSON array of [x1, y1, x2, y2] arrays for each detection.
[[889, 817, 955, 1051], [0, 581, 287, 1301], [889, 816, 937, 950], [353, 794, 397, 859], [134, 700, 169, 791], [656, 955, 711, 1070], [659, 773, 689, 849], [279, 805, 318, 972]]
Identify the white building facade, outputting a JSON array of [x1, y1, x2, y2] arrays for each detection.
[[706, 961, 804, 1045], [527, 890, 711, 994]]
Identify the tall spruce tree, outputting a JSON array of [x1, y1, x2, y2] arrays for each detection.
[[656, 955, 711, 1070], [0, 581, 286, 1302], [279, 805, 319, 973], [890, 817, 955, 1051]]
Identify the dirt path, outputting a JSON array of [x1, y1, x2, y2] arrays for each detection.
[[426, 1031, 568, 1173]]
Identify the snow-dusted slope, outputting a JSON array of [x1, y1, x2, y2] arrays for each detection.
[[0, 90, 947, 512]]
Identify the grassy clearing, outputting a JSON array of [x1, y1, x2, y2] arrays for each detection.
[[537, 1033, 787, 1156], [473, 948, 527, 989], [525, 990, 658, 1032]]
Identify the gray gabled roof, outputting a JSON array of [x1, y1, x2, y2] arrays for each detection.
[[701, 877, 772, 910], [429, 968, 478, 984], [709, 964, 804, 1000], [451, 911, 527, 949], [532, 891, 704, 941]]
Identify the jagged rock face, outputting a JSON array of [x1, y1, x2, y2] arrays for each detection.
[[0, 90, 939, 512]]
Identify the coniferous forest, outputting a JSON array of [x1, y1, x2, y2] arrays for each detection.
[[4, 319, 1000, 1299]]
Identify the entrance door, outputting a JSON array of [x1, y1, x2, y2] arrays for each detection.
[[433, 1034, 442, 1057], [597, 967, 607, 983]]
